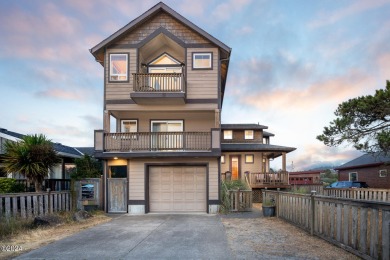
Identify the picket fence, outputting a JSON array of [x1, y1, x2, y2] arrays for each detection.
[[0, 191, 72, 219]]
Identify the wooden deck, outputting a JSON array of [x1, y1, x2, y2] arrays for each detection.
[[247, 171, 290, 189]]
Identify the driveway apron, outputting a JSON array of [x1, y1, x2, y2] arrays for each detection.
[[15, 214, 233, 260]]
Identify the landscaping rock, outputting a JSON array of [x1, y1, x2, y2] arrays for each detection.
[[73, 210, 92, 222], [33, 215, 62, 227]]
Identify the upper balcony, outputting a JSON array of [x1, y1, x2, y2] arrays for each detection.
[[94, 129, 221, 158], [130, 73, 186, 105]]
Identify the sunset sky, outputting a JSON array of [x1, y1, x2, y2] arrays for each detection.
[[1, 0, 389, 170]]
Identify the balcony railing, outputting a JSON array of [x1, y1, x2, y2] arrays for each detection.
[[246, 171, 290, 188], [133, 73, 184, 92], [104, 132, 211, 152]]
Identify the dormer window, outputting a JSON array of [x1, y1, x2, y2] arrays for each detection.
[[109, 53, 128, 81], [244, 130, 254, 140]]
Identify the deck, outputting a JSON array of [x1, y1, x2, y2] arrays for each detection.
[[247, 171, 290, 189]]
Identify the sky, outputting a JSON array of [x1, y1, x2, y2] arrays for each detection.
[[0, 0, 389, 171]]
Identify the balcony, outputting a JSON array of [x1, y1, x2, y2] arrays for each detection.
[[94, 130, 222, 158], [246, 171, 290, 189], [131, 73, 185, 104]]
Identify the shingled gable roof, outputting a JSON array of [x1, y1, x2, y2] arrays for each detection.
[[335, 152, 390, 170], [89, 2, 232, 58], [0, 128, 82, 159]]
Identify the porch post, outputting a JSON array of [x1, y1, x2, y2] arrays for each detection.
[[214, 109, 220, 128], [103, 110, 110, 132], [282, 152, 286, 171]]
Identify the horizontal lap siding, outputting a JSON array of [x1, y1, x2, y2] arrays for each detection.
[[117, 111, 214, 132], [105, 49, 136, 101], [187, 48, 218, 100], [209, 159, 219, 200], [129, 160, 145, 200], [128, 158, 219, 202]]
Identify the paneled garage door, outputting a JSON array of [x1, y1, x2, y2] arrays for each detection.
[[149, 166, 207, 212]]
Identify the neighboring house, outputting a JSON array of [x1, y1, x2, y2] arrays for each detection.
[[221, 124, 295, 202], [335, 153, 390, 189], [90, 2, 295, 213], [289, 170, 322, 185], [0, 128, 83, 180]]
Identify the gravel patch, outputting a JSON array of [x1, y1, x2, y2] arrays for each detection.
[[220, 204, 359, 260]]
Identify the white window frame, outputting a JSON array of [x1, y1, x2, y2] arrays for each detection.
[[245, 130, 254, 140], [110, 53, 128, 81], [121, 120, 137, 133], [192, 52, 212, 69], [349, 172, 358, 181], [379, 169, 388, 177], [223, 130, 233, 140]]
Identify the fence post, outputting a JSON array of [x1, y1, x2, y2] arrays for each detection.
[[276, 188, 280, 218], [47, 188, 52, 214], [310, 190, 316, 236]]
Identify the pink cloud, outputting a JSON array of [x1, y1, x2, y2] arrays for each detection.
[[239, 69, 377, 112]]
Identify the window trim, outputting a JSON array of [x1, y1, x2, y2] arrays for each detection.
[[192, 52, 213, 70], [349, 172, 358, 181], [223, 130, 233, 140], [379, 169, 388, 178], [244, 130, 254, 140], [108, 53, 129, 83], [245, 154, 254, 164]]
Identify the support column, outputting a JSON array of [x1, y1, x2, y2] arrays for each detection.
[[282, 152, 286, 171], [214, 109, 220, 128], [103, 110, 110, 132]]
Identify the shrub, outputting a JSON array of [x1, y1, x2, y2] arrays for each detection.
[[0, 178, 25, 193]]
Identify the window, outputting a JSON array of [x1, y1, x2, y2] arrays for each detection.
[[245, 154, 254, 164], [223, 130, 233, 140], [109, 166, 127, 178], [221, 155, 225, 164], [349, 172, 358, 181], [192, 53, 212, 69], [379, 169, 388, 177], [110, 53, 128, 81], [245, 130, 254, 140], [121, 120, 137, 133]]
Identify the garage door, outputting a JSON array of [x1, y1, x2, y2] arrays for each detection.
[[149, 166, 206, 212]]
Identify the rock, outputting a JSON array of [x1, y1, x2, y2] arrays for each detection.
[[33, 215, 62, 227], [73, 210, 92, 222]]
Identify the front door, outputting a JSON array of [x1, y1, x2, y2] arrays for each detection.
[[231, 156, 240, 180], [107, 165, 127, 213], [151, 120, 183, 150]]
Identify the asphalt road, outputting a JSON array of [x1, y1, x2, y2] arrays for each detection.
[[15, 214, 233, 260]]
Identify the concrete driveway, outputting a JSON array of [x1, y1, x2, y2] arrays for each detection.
[[16, 214, 232, 260]]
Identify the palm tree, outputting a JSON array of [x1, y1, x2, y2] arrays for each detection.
[[2, 134, 61, 192]]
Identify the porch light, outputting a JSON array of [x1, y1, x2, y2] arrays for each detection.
[[114, 157, 118, 160]]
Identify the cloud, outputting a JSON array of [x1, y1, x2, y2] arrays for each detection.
[[309, 0, 390, 28], [235, 26, 254, 35], [35, 88, 87, 101], [80, 115, 102, 129], [212, 0, 252, 22], [287, 144, 362, 171]]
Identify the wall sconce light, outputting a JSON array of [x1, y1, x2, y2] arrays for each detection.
[[113, 157, 118, 160]]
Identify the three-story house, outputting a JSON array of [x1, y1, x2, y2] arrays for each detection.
[[91, 2, 230, 214]]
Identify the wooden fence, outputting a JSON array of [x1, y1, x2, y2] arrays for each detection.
[[323, 188, 390, 202], [228, 190, 252, 212], [0, 191, 72, 219], [290, 184, 324, 194], [264, 190, 390, 259]]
